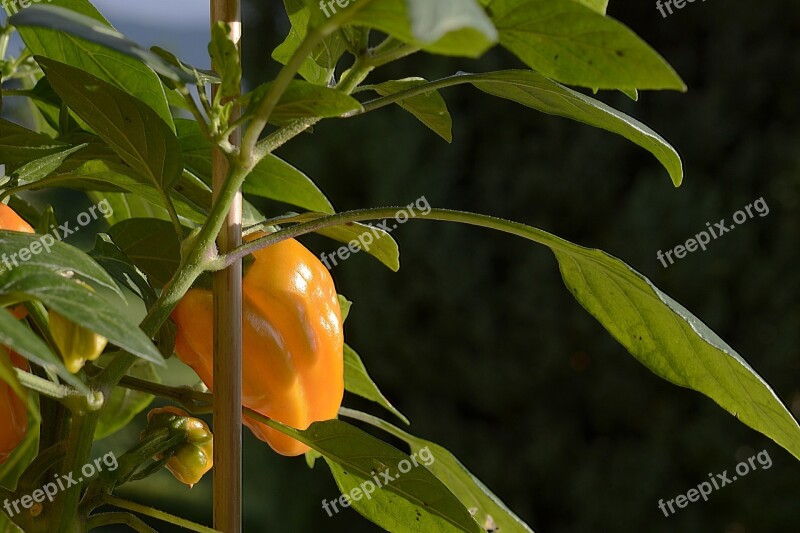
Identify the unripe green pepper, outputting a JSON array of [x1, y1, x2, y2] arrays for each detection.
[[49, 310, 108, 373], [141, 406, 214, 488]]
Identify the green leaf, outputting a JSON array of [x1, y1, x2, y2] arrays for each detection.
[[0, 309, 88, 393], [208, 22, 242, 98], [14, 0, 174, 128], [341, 409, 535, 533], [256, 417, 482, 532], [108, 219, 181, 289], [344, 344, 409, 424], [364, 78, 453, 142], [243, 80, 363, 124], [338, 295, 352, 321], [487, 0, 686, 90], [10, 6, 192, 84], [9, 144, 87, 187], [405, 0, 498, 48], [0, 267, 163, 366], [0, 230, 120, 295], [573, 0, 608, 13], [0, 119, 67, 168], [89, 234, 157, 307], [273, 0, 348, 85], [177, 119, 334, 214], [86, 192, 168, 226], [394, 209, 800, 460], [349, 0, 497, 58], [95, 359, 158, 440], [38, 57, 184, 194], [465, 70, 683, 185]]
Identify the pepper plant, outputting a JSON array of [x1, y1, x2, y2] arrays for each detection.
[[0, 0, 799, 531]]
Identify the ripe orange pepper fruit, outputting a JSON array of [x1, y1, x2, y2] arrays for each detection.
[[0, 350, 29, 465], [0, 204, 33, 464], [172, 235, 344, 456]]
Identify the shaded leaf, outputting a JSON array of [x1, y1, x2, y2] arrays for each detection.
[[341, 409, 534, 533], [365, 78, 452, 142], [108, 219, 181, 288], [38, 57, 184, 194]]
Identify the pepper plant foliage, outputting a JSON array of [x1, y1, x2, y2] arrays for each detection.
[[0, 0, 797, 531]]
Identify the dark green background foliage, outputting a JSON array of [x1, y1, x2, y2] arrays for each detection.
[[59, 0, 800, 531]]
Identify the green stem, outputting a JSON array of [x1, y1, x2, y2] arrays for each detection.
[[14, 368, 76, 401], [86, 512, 158, 533], [349, 73, 480, 116], [102, 495, 220, 533], [55, 412, 100, 528], [214, 207, 565, 270]]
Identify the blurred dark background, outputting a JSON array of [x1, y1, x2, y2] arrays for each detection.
[[11, 0, 800, 532]]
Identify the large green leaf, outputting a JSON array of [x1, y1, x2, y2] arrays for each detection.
[[10, 6, 191, 85], [249, 416, 482, 532], [177, 119, 334, 214], [14, 0, 174, 128], [363, 71, 683, 185], [487, 0, 685, 90], [467, 70, 683, 185], [0, 267, 163, 366], [364, 78, 453, 142], [344, 344, 409, 424], [0, 230, 120, 295], [341, 409, 535, 533], [38, 58, 184, 195]]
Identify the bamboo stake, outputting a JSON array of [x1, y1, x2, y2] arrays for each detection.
[[210, 0, 242, 530]]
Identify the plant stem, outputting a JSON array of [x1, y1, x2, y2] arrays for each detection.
[[102, 495, 220, 533], [86, 512, 158, 533], [14, 368, 76, 401]]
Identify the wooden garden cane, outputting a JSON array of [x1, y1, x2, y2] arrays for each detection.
[[211, 0, 243, 530]]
